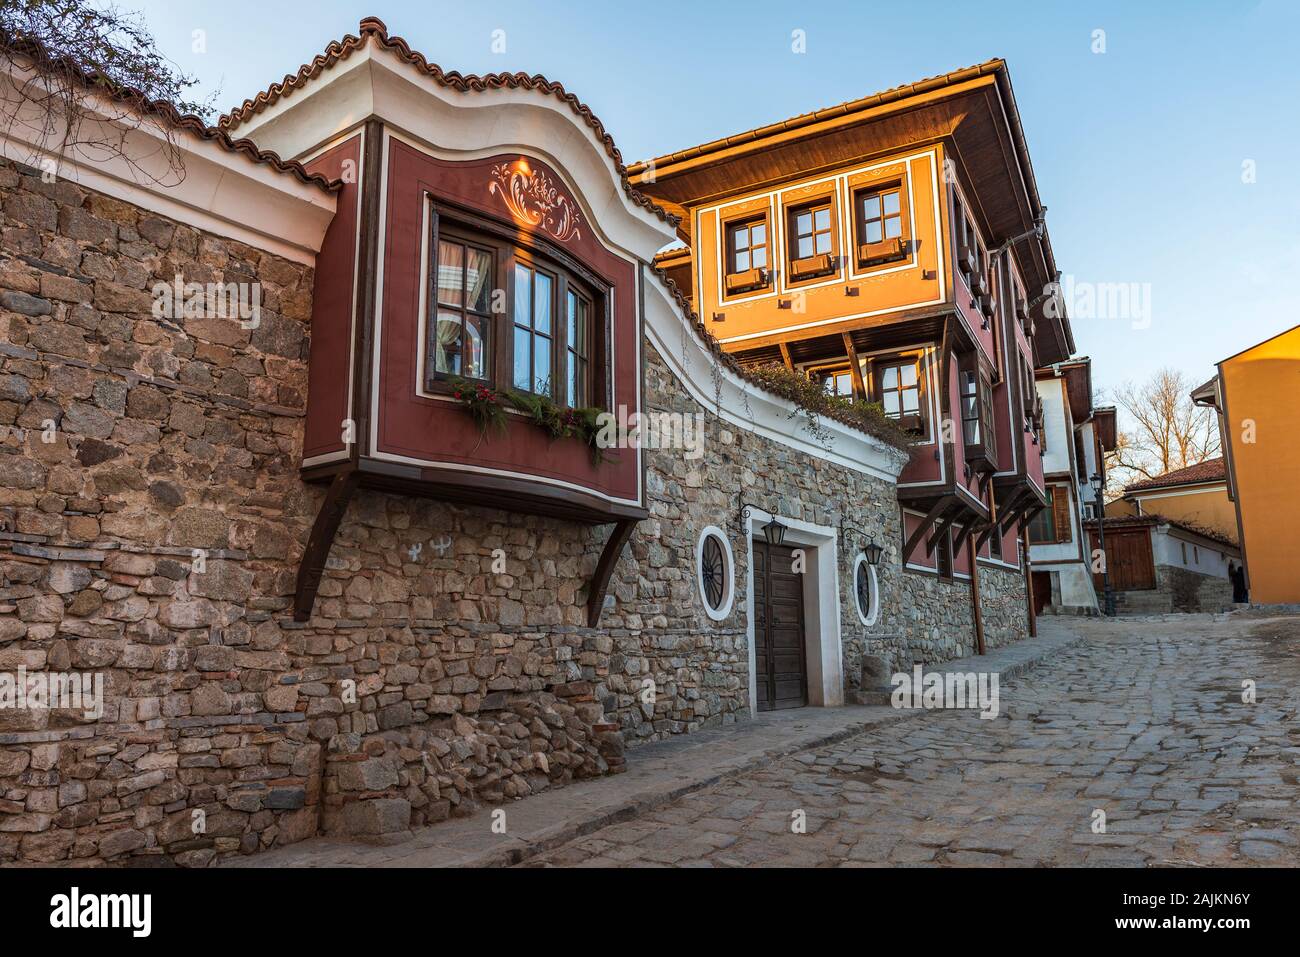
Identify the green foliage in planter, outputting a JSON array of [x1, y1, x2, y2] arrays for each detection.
[[448, 377, 608, 463], [744, 363, 915, 451]]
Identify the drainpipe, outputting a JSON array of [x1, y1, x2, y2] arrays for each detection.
[[1020, 525, 1037, 637], [968, 537, 986, 655]]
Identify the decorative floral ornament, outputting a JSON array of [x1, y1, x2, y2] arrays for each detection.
[[488, 159, 583, 243]]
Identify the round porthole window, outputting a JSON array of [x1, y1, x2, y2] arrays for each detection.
[[853, 553, 880, 626], [696, 526, 735, 621]]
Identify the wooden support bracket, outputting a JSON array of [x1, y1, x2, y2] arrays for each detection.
[[902, 494, 954, 564], [586, 519, 637, 627], [293, 469, 359, 622]]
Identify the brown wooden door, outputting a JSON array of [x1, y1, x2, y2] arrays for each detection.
[[1031, 571, 1052, 615], [1088, 527, 1155, 591], [753, 541, 808, 711]]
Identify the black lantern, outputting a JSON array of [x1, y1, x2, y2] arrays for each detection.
[[739, 499, 787, 547], [762, 516, 787, 547], [863, 541, 884, 566]]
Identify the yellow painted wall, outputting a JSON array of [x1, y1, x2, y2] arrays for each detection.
[[692, 148, 946, 349], [1222, 326, 1300, 603], [1126, 484, 1237, 542]]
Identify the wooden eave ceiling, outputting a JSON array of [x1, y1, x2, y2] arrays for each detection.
[[1061, 362, 1093, 424], [634, 69, 1075, 366]]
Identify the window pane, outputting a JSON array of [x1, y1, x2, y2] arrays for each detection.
[[798, 236, 813, 259], [882, 366, 898, 390], [883, 392, 900, 416], [885, 216, 902, 239], [466, 247, 492, 314], [752, 247, 766, 269], [566, 291, 577, 344], [534, 273, 552, 334], [463, 313, 488, 379], [883, 191, 900, 215], [735, 250, 750, 272], [437, 241, 464, 307], [862, 195, 881, 219], [567, 352, 577, 406], [815, 232, 831, 254], [575, 298, 587, 355], [900, 364, 918, 387], [814, 207, 830, 230], [752, 223, 766, 245], [434, 311, 462, 375], [902, 387, 920, 414], [734, 226, 748, 249], [795, 211, 812, 235], [866, 221, 883, 243], [513, 325, 530, 390], [533, 336, 551, 395], [514, 264, 531, 328]]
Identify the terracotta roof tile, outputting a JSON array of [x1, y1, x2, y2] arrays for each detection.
[[1124, 457, 1226, 492], [0, 32, 339, 193], [220, 17, 677, 227]]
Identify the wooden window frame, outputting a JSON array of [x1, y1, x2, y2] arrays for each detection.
[[1028, 488, 1057, 544], [870, 352, 927, 437], [808, 362, 856, 400], [954, 194, 979, 289], [853, 180, 911, 268], [936, 526, 954, 580], [722, 212, 771, 296], [426, 201, 609, 411], [784, 193, 839, 284], [1032, 485, 1074, 545], [959, 353, 997, 471], [427, 219, 500, 387]]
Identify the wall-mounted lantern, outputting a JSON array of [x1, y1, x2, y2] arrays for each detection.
[[740, 500, 787, 546]]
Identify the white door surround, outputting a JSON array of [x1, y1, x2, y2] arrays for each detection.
[[741, 509, 844, 713]]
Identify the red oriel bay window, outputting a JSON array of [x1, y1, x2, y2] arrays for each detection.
[[426, 209, 604, 411]]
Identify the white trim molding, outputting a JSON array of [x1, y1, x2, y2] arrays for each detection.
[[0, 58, 336, 264], [695, 526, 736, 622], [742, 508, 844, 712], [853, 553, 881, 627]]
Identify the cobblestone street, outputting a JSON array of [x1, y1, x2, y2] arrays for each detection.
[[523, 614, 1300, 867]]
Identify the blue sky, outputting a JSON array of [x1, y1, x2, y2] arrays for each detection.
[[132, 0, 1300, 400]]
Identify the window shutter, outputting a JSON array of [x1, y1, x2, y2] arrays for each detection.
[[1052, 487, 1072, 543]]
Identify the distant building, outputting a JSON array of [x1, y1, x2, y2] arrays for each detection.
[[1192, 325, 1300, 604], [1027, 358, 1116, 614], [1110, 458, 1237, 543]]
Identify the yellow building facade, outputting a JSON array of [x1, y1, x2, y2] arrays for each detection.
[[1193, 325, 1300, 604]]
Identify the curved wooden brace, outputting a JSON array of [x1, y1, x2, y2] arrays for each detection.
[[586, 518, 637, 627], [293, 469, 359, 622]]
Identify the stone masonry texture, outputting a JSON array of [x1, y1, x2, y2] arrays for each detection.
[[0, 158, 1027, 865]]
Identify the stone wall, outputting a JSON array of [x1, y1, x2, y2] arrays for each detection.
[[0, 160, 1029, 865]]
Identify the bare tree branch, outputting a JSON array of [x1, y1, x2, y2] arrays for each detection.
[[1105, 367, 1221, 493], [0, 0, 219, 185]]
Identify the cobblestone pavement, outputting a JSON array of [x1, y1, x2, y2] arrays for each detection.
[[523, 614, 1300, 867]]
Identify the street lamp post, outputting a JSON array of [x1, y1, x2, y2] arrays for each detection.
[[1090, 473, 1115, 616]]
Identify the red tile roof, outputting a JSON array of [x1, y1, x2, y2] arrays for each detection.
[[1124, 457, 1226, 492], [220, 17, 678, 228]]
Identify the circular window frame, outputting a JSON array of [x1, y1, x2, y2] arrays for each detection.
[[696, 525, 736, 621], [852, 553, 880, 626]]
